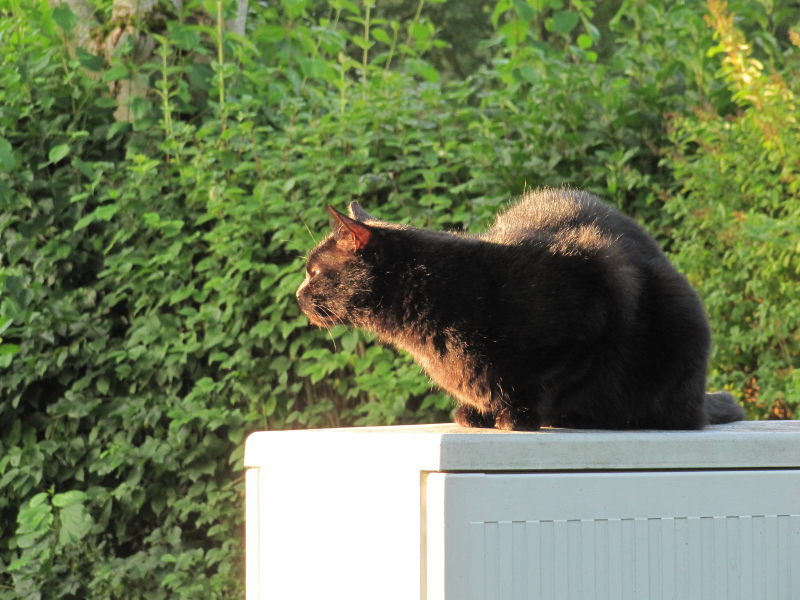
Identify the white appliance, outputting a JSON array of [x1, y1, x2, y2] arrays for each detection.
[[245, 421, 800, 600]]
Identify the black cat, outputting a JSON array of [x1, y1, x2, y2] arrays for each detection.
[[296, 188, 744, 430]]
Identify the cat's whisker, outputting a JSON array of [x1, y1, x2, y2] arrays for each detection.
[[299, 215, 318, 244], [325, 325, 338, 352], [312, 304, 342, 351]]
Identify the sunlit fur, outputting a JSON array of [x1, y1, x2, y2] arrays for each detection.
[[296, 189, 745, 430]]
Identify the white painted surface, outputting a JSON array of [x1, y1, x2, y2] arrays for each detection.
[[244, 421, 800, 599], [246, 464, 423, 600], [245, 420, 800, 472]]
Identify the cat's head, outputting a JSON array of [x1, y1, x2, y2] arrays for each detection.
[[296, 202, 384, 328]]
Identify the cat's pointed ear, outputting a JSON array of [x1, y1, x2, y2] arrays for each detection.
[[327, 205, 374, 251], [348, 201, 377, 222]]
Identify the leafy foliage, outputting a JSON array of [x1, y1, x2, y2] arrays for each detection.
[[664, 0, 800, 419], [0, 0, 798, 596]]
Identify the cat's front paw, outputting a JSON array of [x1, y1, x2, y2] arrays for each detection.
[[454, 405, 495, 428], [494, 407, 541, 431]]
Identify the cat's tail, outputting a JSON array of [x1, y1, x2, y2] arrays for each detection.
[[704, 391, 746, 424]]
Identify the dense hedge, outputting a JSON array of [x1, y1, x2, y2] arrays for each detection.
[[665, 0, 800, 417], [1, 0, 798, 596]]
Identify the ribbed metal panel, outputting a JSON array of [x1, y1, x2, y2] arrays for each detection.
[[466, 515, 800, 600]]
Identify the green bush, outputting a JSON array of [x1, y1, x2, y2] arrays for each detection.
[[663, 0, 800, 419], [1, 0, 797, 596]]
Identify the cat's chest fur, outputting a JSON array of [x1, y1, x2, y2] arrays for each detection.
[[379, 325, 493, 408]]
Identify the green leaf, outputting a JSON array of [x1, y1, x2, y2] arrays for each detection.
[[409, 22, 433, 43], [371, 28, 392, 45], [0, 137, 16, 170], [577, 33, 593, 49], [169, 287, 193, 304], [491, 0, 513, 28], [107, 121, 131, 140], [16, 493, 53, 544], [52, 490, 88, 508], [404, 58, 439, 82], [102, 65, 130, 83], [74, 214, 94, 231], [95, 204, 119, 221], [257, 24, 285, 43], [552, 10, 579, 35], [499, 19, 528, 45], [74, 203, 119, 230], [7, 555, 33, 572], [58, 502, 93, 545], [517, 64, 538, 83], [77, 47, 105, 72], [168, 24, 202, 52], [341, 330, 359, 353], [0, 346, 18, 367], [513, 0, 535, 21], [48, 143, 70, 164], [95, 96, 118, 109], [0, 317, 12, 336], [0, 343, 20, 355], [350, 36, 373, 51], [52, 4, 77, 31]]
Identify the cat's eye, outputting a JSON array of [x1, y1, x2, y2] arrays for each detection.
[[309, 267, 321, 277]]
